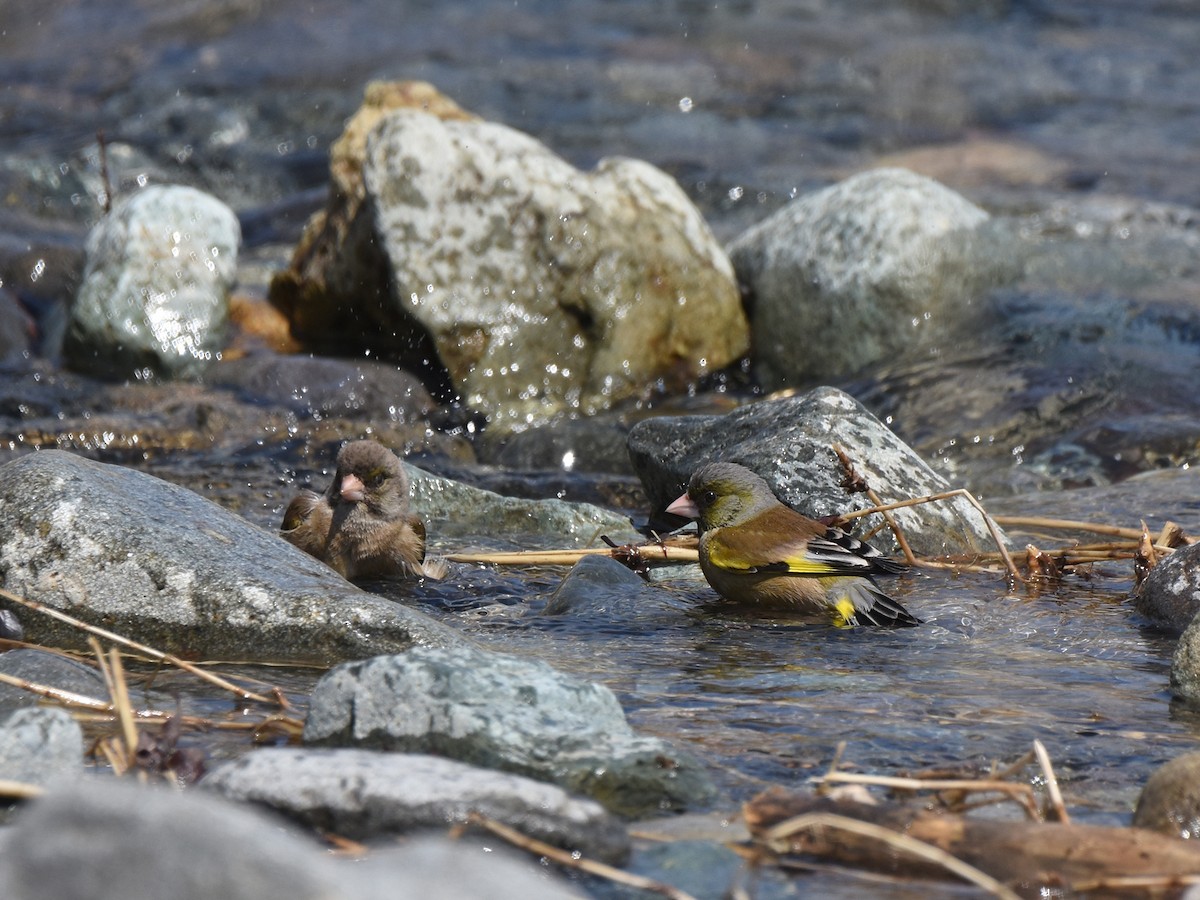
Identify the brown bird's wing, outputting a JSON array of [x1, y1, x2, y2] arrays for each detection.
[[280, 490, 331, 558]]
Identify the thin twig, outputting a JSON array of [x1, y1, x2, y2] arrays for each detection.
[[444, 544, 700, 566], [833, 446, 917, 566], [837, 489, 1022, 584], [1032, 740, 1070, 824], [0, 588, 274, 704], [0, 670, 114, 711], [0, 779, 44, 800], [762, 812, 1022, 900], [109, 647, 139, 775], [816, 771, 1041, 821], [466, 812, 701, 900]]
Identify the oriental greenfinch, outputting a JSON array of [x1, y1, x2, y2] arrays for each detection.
[[666, 462, 918, 627]]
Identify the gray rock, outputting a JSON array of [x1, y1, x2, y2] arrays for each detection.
[[405, 462, 640, 547], [628, 386, 1000, 558], [541, 555, 689, 624], [203, 746, 629, 862], [728, 167, 1005, 390], [0, 778, 578, 900], [0, 450, 463, 663], [0, 649, 109, 710], [364, 111, 748, 434], [64, 185, 240, 380], [1133, 751, 1200, 838], [304, 645, 717, 817], [209, 353, 435, 423], [0, 707, 82, 786], [1173, 616, 1200, 703], [1135, 541, 1200, 634]]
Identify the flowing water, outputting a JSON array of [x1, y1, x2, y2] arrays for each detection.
[[6, 1, 1200, 894]]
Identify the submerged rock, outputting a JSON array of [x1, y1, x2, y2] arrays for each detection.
[[271, 81, 748, 434], [203, 747, 630, 862], [63, 185, 240, 380], [304, 644, 717, 817], [628, 386, 1000, 558], [0, 450, 463, 664], [0, 649, 109, 710]]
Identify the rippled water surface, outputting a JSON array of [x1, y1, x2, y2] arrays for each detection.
[[8, 1, 1200, 894]]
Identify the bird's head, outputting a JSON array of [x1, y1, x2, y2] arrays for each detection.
[[328, 440, 408, 517], [665, 462, 777, 531]]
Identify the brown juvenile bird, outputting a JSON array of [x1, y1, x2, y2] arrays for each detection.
[[665, 462, 918, 627], [281, 440, 444, 581]]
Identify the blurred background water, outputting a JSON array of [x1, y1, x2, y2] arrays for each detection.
[[4, 2, 1200, 890]]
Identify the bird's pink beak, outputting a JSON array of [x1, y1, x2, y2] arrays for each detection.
[[339, 473, 366, 503], [665, 491, 699, 519]]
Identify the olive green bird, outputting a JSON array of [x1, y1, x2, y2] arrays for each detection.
[[666, 462, 919, 627]]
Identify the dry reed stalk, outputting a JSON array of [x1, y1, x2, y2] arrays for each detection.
[[761, 812, 1021, 900], [466, 812, 702, 900], [0, 587, 274, 704]]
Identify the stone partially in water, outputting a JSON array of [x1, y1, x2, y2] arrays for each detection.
[[627, 386, 1000, 558], [64, 185, 240, 380], [728, 167, 1006, 391], [303, 645, 717, 817], [203, 746, 630, 862], [1134, 751, 1200, 838], [271, 82, 748, 434], [0, 450, 463, 664]]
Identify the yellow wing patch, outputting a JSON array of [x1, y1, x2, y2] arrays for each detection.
[[705, 533, 831, 575]]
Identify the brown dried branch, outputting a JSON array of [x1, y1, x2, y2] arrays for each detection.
[[0, 587, 275, 705], [465, 811, 702, 900]]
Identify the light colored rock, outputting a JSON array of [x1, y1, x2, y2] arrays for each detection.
[[65, 184, 239, 379], [728, 167, 1001, 389], [0, 778, 581, 900], [364, 111, 747, 432], [0, 707, 82, 786], [203, 747, 629, 862]]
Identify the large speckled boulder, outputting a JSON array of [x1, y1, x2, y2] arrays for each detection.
[[271, 81, 747, 434], [64, 185, 239, 379], [627, 386, 1000, 558], [0, 450, 462, 664], [728, 167, 1007, 390]]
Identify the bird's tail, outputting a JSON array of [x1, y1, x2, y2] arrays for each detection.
[[826, 577, 921, 628]]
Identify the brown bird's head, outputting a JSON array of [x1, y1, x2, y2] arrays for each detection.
[[665, 462, 778, 531], [326, 440, 409, 520]]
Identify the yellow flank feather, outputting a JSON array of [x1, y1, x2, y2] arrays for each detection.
[[832, 595, 857, 628]]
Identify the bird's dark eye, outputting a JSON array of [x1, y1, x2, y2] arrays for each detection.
[[366, 468, 387, 488], [700, 489, 717, 506]]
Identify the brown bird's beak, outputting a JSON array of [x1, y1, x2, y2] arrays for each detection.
[[339, 473, 366, 503], [665, 491, 699, 519]]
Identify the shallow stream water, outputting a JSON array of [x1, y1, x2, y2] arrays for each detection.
[[6, 1, 1200, 895]]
